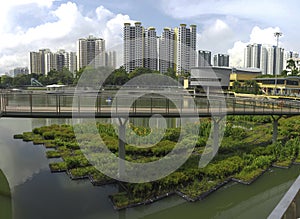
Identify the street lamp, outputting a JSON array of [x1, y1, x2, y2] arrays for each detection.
[[274, 32, 282, 95], [274, 32, 282, 47]]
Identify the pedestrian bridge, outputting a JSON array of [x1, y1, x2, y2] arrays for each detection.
[[1, 91, 299, 218], [0, 91, 300, 118]]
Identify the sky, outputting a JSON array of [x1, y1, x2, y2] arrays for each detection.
[[0, 0, 299, 74]]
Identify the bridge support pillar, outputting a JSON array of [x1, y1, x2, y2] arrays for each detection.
[[117, 118, 128, 178], [212, 117, 224, 155], [271, 115, 282, 144]]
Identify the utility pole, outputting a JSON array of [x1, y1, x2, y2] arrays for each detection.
[[274, 32, 282, 95]]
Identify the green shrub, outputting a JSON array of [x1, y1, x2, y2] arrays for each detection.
[[42, 131, 55, 140], [46, 150, 61, 158], [163, 128, 181, 141], [49, 162, 67, 171], [13, 134, 23, 139]]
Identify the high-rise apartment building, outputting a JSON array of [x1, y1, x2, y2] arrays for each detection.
[[124, 22, 196, 74], [244, 44, 262, 68], [174, 24, 197, 74], [144, 27, 158, 71], [44, 52, 55, 74], [77, 35, 105, 70], [260, 46, 268, 74], [29, 49, 51, 75], [124, 22, 144, 73], [159, 27, 175, 74], [275, 47, 284, 75], [69, 52, 77, 75], [198, 50, 212, 67], [45, 49, 77, 74], [56, 49, 67, 72], [39, 49, 51, 75], [213, 54, 229, 67], [29, 51, 41, 74], [31, 49, 77, 75], [266, 46, 275, 75], [9, 67, 29, 77], [244, 43, 284, 75], [124, 23, 158, 72]]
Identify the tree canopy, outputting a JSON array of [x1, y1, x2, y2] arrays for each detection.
[[286, 59, 299, 76], [0, 66, 182, 89], [231, 80, 261, 95]]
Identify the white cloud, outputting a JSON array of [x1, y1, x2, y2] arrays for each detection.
[[22, 2, 79, 43], [249, 26, 281, 46], [198, 19, 234, 53], [160, 0, 299, 64], [0, 2, 134, 74], [0, 55, 25, 71], [103, 14, 132, 48], [228, 41, 247, 67], [96, 5, 114, 21], [0, 0, 55, 33], [228, 26, 282, 67]]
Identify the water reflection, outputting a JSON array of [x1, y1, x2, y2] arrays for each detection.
[[0, 118, 48, 189]]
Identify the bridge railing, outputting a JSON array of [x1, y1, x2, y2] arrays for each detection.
[[0, 93, 3, 117], [268, 175, 300, 219], [1, 92, 300, 117], [226, 97, 300, 115]]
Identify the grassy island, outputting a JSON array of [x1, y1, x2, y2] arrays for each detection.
[[14, 115, 300, 210]]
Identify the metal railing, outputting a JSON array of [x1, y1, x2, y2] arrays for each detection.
[[0, 92, 300, 118], [268, 175, 300, 219]]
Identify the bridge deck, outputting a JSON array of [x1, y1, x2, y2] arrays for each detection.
[[0, 92, 300, 118]]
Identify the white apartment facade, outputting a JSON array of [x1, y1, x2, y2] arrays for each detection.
[[175, 24, 197, 75], [124, 22, 196, 74], [77, 35, 105, 70], [244, 43, 284, 76], [159, 27, 175, 74], [30, 49, 77, 75]]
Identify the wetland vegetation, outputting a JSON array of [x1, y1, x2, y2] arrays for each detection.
[[14, 115, 300, 209]]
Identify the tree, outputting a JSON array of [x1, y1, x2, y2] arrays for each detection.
[[37, 75, 49, 86], [232, 80, 260, 94], [103, 66, 129, 86], [244, 80, 260, 94], [112, 66, 128, 85], [0, 75, 13, 88], [128, 67, 154, 79], [73, 67, 85, 85], [232, 81, 241, 92], [11, 74, 31, 87], [286, 59, 299, 76], [281, 70, 288, 77], [165, 68, 177, 79], [60, 68, 73, 85]]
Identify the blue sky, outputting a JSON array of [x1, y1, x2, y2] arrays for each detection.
[[0, 0, 299, 74]]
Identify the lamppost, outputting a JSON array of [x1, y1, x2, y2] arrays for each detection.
[[274, 32, 282, 95], [274, 32, 282, 47]]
